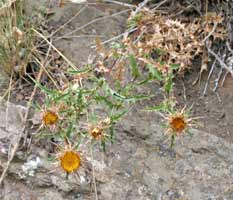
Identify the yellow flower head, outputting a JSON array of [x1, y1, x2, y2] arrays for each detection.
[[60, 150, 81, 173], [43, 110, 58, 126]]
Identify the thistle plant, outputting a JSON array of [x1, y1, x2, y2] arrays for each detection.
[[32, 5, 227, 177], [33, 61, 154, 176]]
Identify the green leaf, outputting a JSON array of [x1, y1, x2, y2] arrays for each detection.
[[146, 64, 163, 81], [109, 126, 114, 144], [73, 137, 84, 150], [95, 94, 120, 109], [126, 94, 154, 102], [138, 76, 153, 85], [144, 104, 167, 112], [111, 110, 129, 122], [54, 91, 70, 102], [164, 75, 173, 94], [29, 75, 55, 95], [170, 63, 180, 70], [129, 54, 140, 79], [170, 134, 175, 148], [66, 123, 73, 138], [104, 83, 126, 100], [68, 67, 92, 74], [101, 140, 106, 152]]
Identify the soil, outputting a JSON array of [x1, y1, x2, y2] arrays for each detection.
[[175, 66, 233, 143]]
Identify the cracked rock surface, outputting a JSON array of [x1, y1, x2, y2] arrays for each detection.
[[1, 104, 233, 199]]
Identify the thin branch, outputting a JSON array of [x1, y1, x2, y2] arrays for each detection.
[[206, 46, 233, 76], [54, 9, 130, 41], [91, 147, 98, 200], [226, 41, 233, 54], [202, 22, 218, 43], [0, 59, 43, 186], [102, 0, 136, 8], [91, 27, 137, 48], [33, 28, 78, 70], [49, 5, 88, 38], [133, 0, 151, 16], [152, 0, 169, 11], [202, 59, 216, 96]]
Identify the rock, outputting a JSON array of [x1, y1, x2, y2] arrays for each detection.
[[0, 101, 26, 154], [2, 88, 233, 200], [45, 1, 127, 65]]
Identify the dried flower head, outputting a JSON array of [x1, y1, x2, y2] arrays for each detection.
[[88, 118, 111, 140], [90, 127, 104, 140], [164, 106, 196, 138], [60, 150, 81, 173], [12, 27, 23, 44], [42, 110, 58, 126], [168, 113, 187, 135]]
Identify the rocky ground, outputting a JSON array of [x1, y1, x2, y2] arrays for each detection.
[[1, 98, 233, 200], [1, 0, 233, 200]]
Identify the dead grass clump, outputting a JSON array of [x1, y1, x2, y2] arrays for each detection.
[[0, 0, 36, 76], [125, 9, 227, 74]]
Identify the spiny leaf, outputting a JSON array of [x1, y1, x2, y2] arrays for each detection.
[[104, 83, 126, 100], [109, 126, 114, 144], [164, 75, 173, 94], [68, 67, 92, 74], [54, 91, 70, 102], [144, 104, 167, 112], [146, 64, 163, 81], [129, 54, 140, 79], [126, 94, 154, 102], [111, 110, 129, 122], [170, 134, 175, 148], [101, 140, 106, 152], [66, 123, 73, 138]]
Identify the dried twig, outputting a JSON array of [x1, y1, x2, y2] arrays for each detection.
[[33, 28, 78, 70], [226, 41, 233, 54], [91, 27, 137, 48], [0, 31, 55, 185], [102, 0, 136, 8], [54, 9, 130, 41], [133, 0, 151, 16], [49, 5, 88, 38], [213, 65, 223, 92], [202, 59, 216, 96], [0, 59, 44, 186], [221, 71, 229, 87], [202, 22, 218, 43], [206, 46, 233, 76], [152, 0, 169, 11], [90, 147, 98, 200]]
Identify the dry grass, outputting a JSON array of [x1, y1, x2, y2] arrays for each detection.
[[0, 0, 35, 76]]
